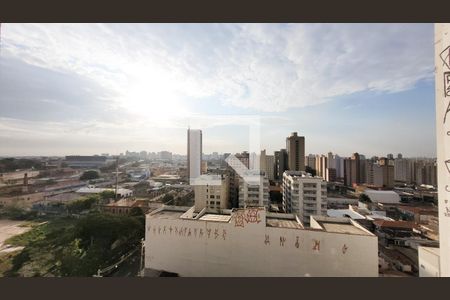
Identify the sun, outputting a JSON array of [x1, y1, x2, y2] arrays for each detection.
[[120, 73, 189, 124]]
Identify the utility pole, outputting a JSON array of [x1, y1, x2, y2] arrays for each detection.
[[114, 156, 119, 201]]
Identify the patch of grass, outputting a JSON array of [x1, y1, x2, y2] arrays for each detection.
[[2, 213, 144, 277], [0, 251, 20, 277]]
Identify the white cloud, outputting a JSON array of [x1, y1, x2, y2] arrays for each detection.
[[1, 23, 433, 115]]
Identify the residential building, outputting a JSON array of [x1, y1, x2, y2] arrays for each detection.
[[367, 157, 394, 188], [315, 154, 327, 179], [306, 154, 316, 170], [193, 174, 230, 212], [286, 132, 305, 171], [274, 149, 288, 181], [159, 151, 173, 161], [344, 153, 362, 187], [223, 151, 250, 208], [260, 150, 275, 181], [64, 155, 111, 168], [238, 171, 269, 209], [282, 171, 327, 226], [394, 156, 411, 183]]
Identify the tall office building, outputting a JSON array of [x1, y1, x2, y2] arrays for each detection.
[[187, 129, 202, 184], [274, 149, 288, 181], [282, 171, 327, 226], [286, 132, 305, 171]]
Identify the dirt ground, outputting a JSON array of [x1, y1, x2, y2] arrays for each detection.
[[0, 219, 32, 250]]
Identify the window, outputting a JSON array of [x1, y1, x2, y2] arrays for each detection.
[[210, 195, 215, 199]]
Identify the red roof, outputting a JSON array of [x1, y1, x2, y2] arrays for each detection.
[[373, 220, 418, 230]]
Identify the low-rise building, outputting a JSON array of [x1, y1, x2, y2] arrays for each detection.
[[238, 171, 269, 209], [193, 174, 230, 212], [144, 206, 378, 277], [65, 155, 112, 168], [75, 187, 133, 198]]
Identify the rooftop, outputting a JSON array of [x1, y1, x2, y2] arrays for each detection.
[[199, 214, 231, 222], [373, 220, 418, 230], [147, 206, 373, 236], [266, 218, 303, 229]]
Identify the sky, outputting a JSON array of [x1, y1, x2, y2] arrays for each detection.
[[0, 23, 437, 158]]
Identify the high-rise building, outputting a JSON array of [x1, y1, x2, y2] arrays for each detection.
[[265, 155, 275, 181], [359, 156, 367, 184], [238, 171, 269, 209], [159, 151, 173, 161], [334, 154, 344, 180], [343, 153, 361, 187], [274, 149, 288, 181], [187, 129, 202, 184], [260, 150, 267, 174], [224, 151, 250, 208], [194, 174, 230, 212], [394, 155, 410, 183], [315, 154, 327, 179], [306, 154, 316, 170], [260, 150, 275, 181], [201, 161, 208, 174], [366, 157, 394, 188], [326, 168, 337, 182], [282, 171, 327, 226], [286, 132, 305, 171]]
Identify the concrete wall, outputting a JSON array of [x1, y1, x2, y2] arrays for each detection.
[[418, 246, 440, 277], [145, 209, 378, 277]]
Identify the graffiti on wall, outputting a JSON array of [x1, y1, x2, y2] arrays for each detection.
[[233, 208, 263, 227]]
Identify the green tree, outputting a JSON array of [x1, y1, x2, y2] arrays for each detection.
[[66, 196, 99, 214], [359, 193, 372, 203], [99, 190, 116, 202], [161, 194, 174, 204], [305, 166, 317, 177], [80, 170, 100, 181]]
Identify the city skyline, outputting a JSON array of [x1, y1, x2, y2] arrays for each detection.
[[0, 23, 436, 157]]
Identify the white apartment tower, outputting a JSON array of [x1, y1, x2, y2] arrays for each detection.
[[238, 171, 270, 209], [282, 171, 327, 226], [187, 129, 202, 184]]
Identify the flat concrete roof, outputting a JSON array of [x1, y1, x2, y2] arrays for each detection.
[[148, 206, 374, 236], [266, 218, 303, 229], [199, 214, 231, 222], [318, 221, 369, 235], [149, 210, 185, 220]]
